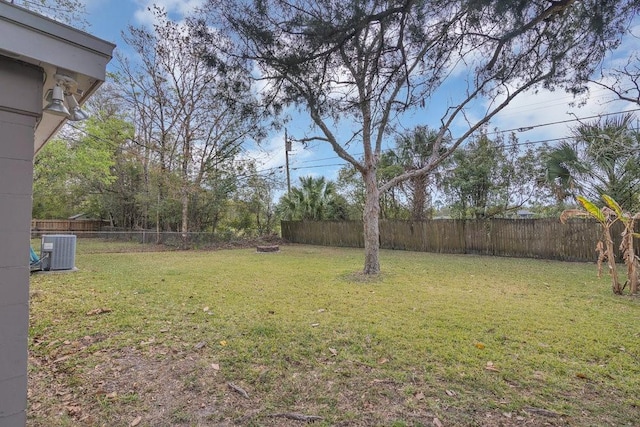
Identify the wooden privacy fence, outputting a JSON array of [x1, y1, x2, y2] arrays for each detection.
[[31, 219, 107, 234], [281, 219, 629, 262]]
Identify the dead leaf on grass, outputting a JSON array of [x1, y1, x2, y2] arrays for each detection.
[[329, 347, 338, 356], [378, 358, 388, 364], [203, 306, 210, 312], [130, 415, 142, 426], [475, 342, 485, 349], [193, 341, 207, 350], [86, 308, 112, 316], [53, 355, 71, 364], [485, 361, 499, 372], [211, 363, 220, 370], [220, 340, 227, 346], [415, 391, 425, 400], [433, 417, 444, 427], [445, 389, 457, 397]]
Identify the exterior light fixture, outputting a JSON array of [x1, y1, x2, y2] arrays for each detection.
[[43, 73, 90, 121], [66, 94, 89, 121], [43, 84, 70, 117]]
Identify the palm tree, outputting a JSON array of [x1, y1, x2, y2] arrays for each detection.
[[280, 176, 338, 220], [542, 114, 640, 211], [392, 126, 447, 220], [541, 141, 587, 203]]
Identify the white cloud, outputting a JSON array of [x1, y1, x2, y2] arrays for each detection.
[[487, 83, 621, 143]]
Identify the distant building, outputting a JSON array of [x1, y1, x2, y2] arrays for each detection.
[[516, 209, 535, 219]]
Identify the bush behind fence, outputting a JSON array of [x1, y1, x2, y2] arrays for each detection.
[[281, 218, 636, 262]]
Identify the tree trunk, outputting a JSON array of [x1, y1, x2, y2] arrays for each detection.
[[362, 169, 380, 274], [181, 187, 189, 230], [411, 175, 428, 221], [181, 132, 191, 249]]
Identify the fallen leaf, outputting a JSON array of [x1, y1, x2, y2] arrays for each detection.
[[130, 415, 142, 426], [220, 340, 227, 346], [433, 417, 444, 427], [415, 391, 425, 400], [475, 342, 485, 349], [211, 363, 220, 370], [106, 391, 118, 399], [53, 355, 71, 364], [378, 358, 388, 365], [329, 347, 338, 356], [502, 412, 512, 418], [317, 308, 326, 313], [194, 341, 207, 350], [203, 306, 210, 312], [445, 389, 456, 397], [485, 361, 500, 372], [311, 323, 320, 327], [576, 372, 589, 379]]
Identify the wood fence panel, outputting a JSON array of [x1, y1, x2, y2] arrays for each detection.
[[281, 218, 623, 262], [31, 219, 106, 233], [427, 220, 465, 253], [464, 220, 491, 255], [282, 221, 364, 247]]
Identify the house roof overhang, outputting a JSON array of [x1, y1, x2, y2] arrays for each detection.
[[0, 2, 115, 154]]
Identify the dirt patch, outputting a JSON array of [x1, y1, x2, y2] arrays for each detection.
[[29, 344, 578, 426]]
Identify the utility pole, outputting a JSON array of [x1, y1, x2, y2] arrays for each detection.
[[285, 128, 291, 195]]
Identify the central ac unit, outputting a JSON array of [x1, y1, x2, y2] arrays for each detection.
[[41, 234, 76, 271]]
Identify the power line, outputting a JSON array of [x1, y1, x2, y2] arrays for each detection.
[[61, 107, 640, 179], [489, 108, 640, 135], [285, 109, 640, 169]]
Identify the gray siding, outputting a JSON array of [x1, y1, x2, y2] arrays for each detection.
[[0, 57, 41, 427]]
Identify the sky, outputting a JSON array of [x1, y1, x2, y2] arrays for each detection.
[[35, 0, 640, 194]]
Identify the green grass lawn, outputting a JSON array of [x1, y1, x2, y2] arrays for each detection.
[[28, 241, 640, 426]]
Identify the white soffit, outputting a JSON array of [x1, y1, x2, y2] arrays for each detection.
[[0, 2, 115, 154]]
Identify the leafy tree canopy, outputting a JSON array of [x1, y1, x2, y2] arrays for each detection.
[[206, 0, 639, 273], [542, 113, 640, 211]]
